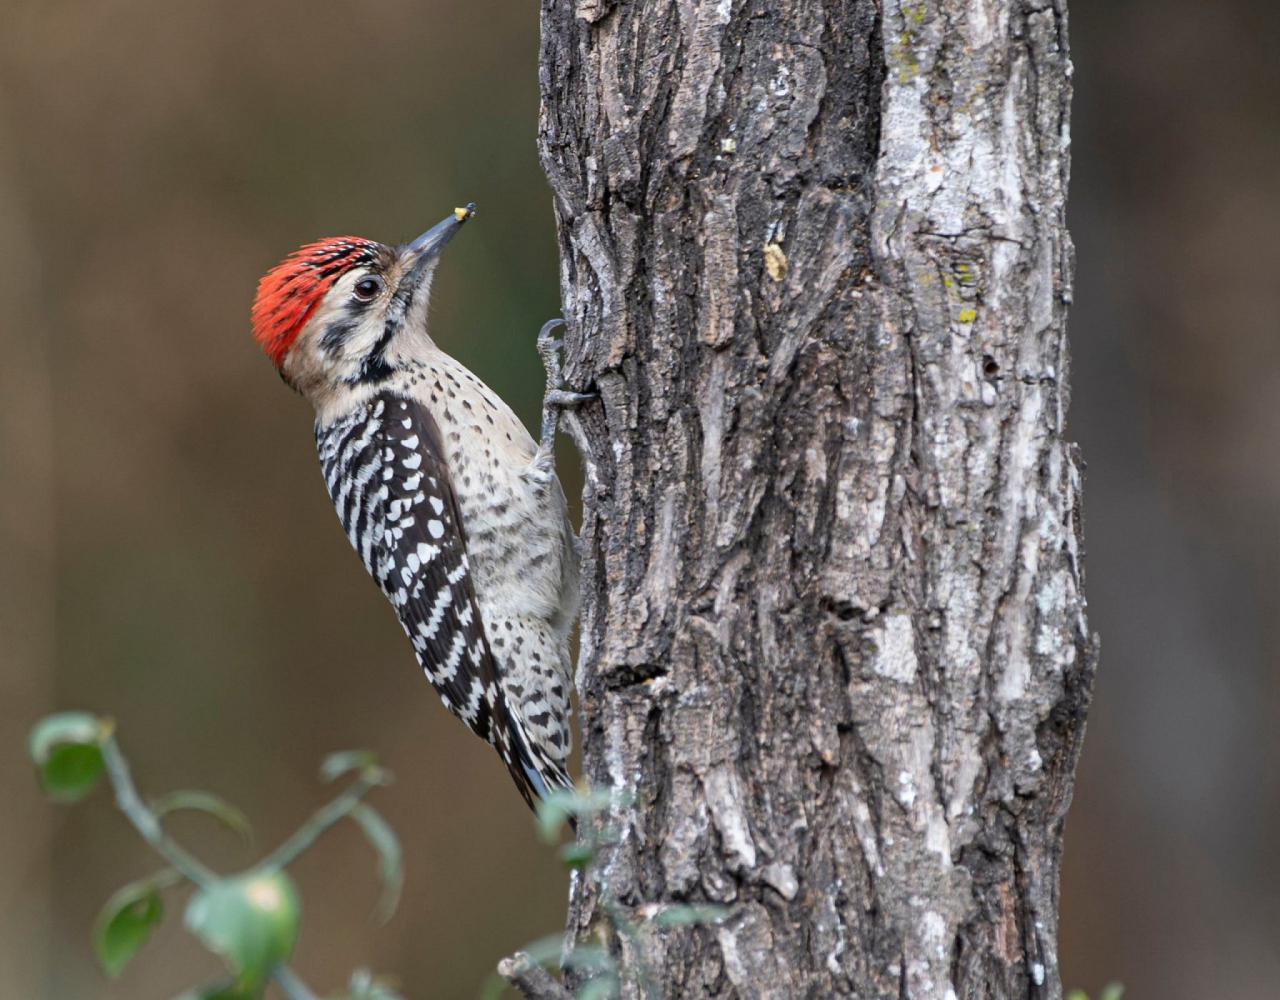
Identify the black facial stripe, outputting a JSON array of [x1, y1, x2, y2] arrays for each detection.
[[351, 320, 402, 385], [365, 320, 398, 369], [319, 318, 359, 356], [318, 277, 383, 358], [354, 354, 393, 385], [343, 256, 430, 386]]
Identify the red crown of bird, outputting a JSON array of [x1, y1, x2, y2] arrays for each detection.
[[251, 237, 382, 368]]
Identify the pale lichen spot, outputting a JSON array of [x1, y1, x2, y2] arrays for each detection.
[[764, 242, 788, 281]]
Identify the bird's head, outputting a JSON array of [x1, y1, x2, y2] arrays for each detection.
[[251, 204, 474, 400]]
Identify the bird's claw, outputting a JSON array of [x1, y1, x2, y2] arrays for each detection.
[[532, 319, 596, 485], [536, 319, 567, 384], [545, 388, 595, 408]]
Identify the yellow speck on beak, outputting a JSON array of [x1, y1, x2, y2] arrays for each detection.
[[454, 206, 472, 223]]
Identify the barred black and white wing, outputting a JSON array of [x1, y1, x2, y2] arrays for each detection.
[[316, 392, 570, 809]]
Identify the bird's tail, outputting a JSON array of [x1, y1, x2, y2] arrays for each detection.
[[491, 700, 574, 818]]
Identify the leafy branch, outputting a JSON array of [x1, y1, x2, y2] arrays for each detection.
[[490, 788, 728, 1000], [29, 711, 405, 1000], [31, 711, 739, 1000]]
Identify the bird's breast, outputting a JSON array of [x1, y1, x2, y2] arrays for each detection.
[[397, 358, 571, 626]]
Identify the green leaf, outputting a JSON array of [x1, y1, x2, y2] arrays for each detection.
[[559, 843, 596, 870], [28, 712, 107, 802], [557, 945, 614, 975], [153, 791, 253, 844], [184, 872, 301, 987], [42, 744, 106, 802], [509, 934, 574, 969], [535, 787, 626, 844], [94, 869, 181, 977], [348, 804, 403, 924], [319, 750, 382, 783], [535, 793, 571, 843], [1099, 984, 1125, 1000], [576, 976, 619, 1000], [28, 711, 102, 760], [651, 903, 729, 927], [512, 936, 615, 974]]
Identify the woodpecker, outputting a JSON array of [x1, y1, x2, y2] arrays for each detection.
[[251, 205, 586, 810]]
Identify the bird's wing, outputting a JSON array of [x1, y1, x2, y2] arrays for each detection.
[[317, 392, 569, 810]]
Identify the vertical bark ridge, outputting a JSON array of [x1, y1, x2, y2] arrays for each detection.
[[538, 1, 1091, 997]]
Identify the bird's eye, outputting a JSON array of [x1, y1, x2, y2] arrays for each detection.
[[352, 276, 383, 301]]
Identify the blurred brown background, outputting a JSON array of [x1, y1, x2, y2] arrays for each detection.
[[0, 2, 1275, 998]]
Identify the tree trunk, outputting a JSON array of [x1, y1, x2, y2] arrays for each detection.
[[537, 0, 1092, 997]]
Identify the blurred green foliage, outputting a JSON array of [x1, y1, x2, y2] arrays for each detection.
[[482, 789, 726, 1000], [29, 712, 109, 803], [31, 713, 730, 1000], [1066, 985, 1124, 1000], [94, 868, 180, 977], [185, 872, 302, 989], [29, 711, 404, 999]]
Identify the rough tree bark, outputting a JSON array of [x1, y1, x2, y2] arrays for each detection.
[[534, 0, 1092, 997]]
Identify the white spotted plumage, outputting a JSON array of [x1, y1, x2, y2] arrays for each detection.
[[315, 361, 577, 808], [253, 212, 581, 813]]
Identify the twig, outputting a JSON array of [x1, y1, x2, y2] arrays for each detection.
[[101, 732, 326, 1000], [260, 771, 382, 871], [99, 735, 216, 886], [497, 952, 573, 1000]]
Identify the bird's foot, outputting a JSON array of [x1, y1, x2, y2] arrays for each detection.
[[536, 318, 568, 389], [528, 319, 596, 487]]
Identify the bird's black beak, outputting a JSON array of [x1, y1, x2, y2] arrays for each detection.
[[407, 203, 476, 259]]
